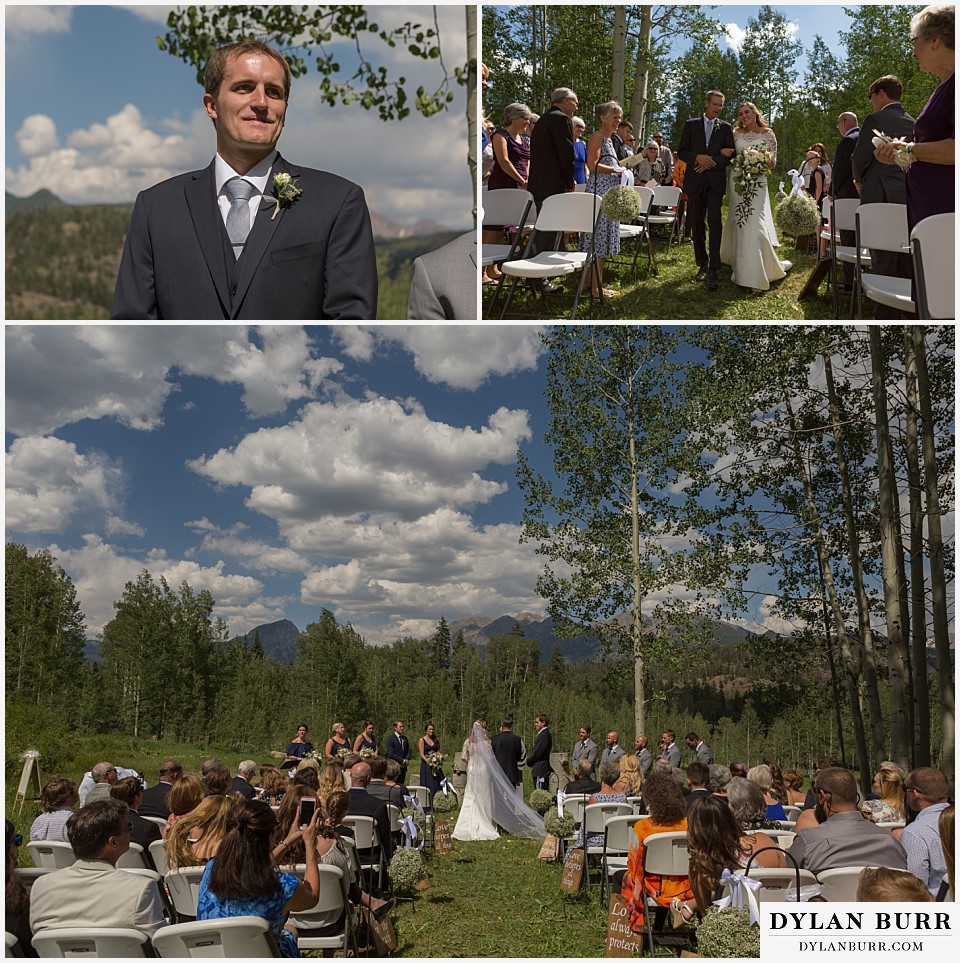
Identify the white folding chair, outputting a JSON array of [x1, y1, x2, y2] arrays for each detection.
[[619, 185, 658, 276], [148, 839, 168, 878], [561, 793, 590, 827], [25, 842, 76, 869], [481, 188, 535, 265], [627, 796, 645, 816], [601, 814, 637, 901], [341, 815, 382, 893], [911, 211, 955, 319], [745, 828, 796, 849], [5, 931, 24, 957], [782, 805, 803, 822], [855, 203, 912, 318], [818, 865, 872, 901], [640, 832, 693, 956], [151, 916, 281, 957], [828, 197, 870, 318], [141, 816, 169, 831], [15, 867, 52, 893], [582, 803, 633, 888], [115, 842, 148, 869], [574, 182, 587, 192], [649, 185, 682, 249], [163, 865, 206, 922], [498, 192, 604, 319], [725, 866, 818, 902], [31, 927, 152, 957], [295, 864, 358, 956]]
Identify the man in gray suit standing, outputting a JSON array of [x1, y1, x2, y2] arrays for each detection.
[[634, 735, 653, 776], [112, 39, 376, 320], [571, 725, 598, 770], [600, 731, 626, 767], [407, 232, 477, 319], [659, 730, 682, 768], [851, 74, 915, 314], [685, 732, 714, 766]]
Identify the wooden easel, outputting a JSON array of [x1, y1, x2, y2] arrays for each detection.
[[15, 752, 42, 814]]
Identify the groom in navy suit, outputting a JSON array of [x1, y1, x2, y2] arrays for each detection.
[[677, 90, 735, 290], [112, 39, 376, 320]]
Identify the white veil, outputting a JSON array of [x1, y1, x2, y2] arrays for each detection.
[[468, 721, 545, 840]]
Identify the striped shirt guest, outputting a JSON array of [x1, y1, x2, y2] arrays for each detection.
[[901, 767, 951, 896], [30, 777, 79, 842]]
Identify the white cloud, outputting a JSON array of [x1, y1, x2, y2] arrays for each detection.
[[115, 5, 176, 25], [723, 23, 748, 52], [5, 436, 124, 534], [334, 326, 547, 389], [105, 515, 146, 538], [188, 396, 531, 520], [5, 6, 73, 35], [185, 518, 308, 575], [4, 326, 340, 436], [16, 115, 58, 157]]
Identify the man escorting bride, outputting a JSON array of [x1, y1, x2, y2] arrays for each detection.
[[453, 721, 545, 842]]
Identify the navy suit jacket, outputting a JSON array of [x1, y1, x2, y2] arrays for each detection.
[[676, 116, 735, 196], [832, 127, 860, 199], [526, 727, 553, 784], [112, 154, 377, 319]]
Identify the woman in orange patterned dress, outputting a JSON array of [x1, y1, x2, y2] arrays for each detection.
[[619, 769, 693, 932]]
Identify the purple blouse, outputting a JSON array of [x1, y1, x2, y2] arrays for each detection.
[[906, 72, 954, 230], [488, 128, 530, 190]]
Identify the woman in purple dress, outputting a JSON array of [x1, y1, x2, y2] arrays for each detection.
[[875, 4, 954, 231]]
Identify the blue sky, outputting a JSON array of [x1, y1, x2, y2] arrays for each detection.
[[5, 4, 473, 230]]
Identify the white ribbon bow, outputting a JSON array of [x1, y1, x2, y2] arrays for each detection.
[[611, 165, 635, 187], [399, 815, 421, 851], [787, 169, 804, 196], [409, 795, 425, 815], [440, 777, 453, 796], [556, 789, 566, 817], [714, 868, 763, 925]]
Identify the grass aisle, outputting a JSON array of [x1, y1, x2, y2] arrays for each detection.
[[393, 837, 608, 957]]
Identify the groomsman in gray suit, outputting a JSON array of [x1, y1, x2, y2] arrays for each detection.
[[600, 731, 626, 767], [571, 725, 598, 770], [634, 735, 653, 776], [659, 730, 682, 768], [685, 732, 714, 766], [407, 232, 477, 319]]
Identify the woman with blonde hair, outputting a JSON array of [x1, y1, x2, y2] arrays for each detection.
[[164, 773, 203, 832], [317, 761, 347, 799], [862, 767, 906, 824], [256, 766, 289, 807], [325, 722, 351, 763], [617, 754, 643, 796], [166, 795, 237, 869]]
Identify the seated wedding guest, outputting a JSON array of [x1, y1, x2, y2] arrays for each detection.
[[140, 760, 182, 818], [204, 765, 232, 797], [901, 766, 951, 896], [862, 766, 906, 823], [165, 773, 204, 832], [256, 766, 289, 807], [802, 756, 843, 809], [325, 723, 352, 763], [317, 761, 348, 800], [110, 777, 161, 865], [589, 762, 628, 807], [383, 759, 409, 795], [635, 141, 667, 185], [618, 769, 692, 935], [30, 801, 167, 939], [197, 798, 320, 957], [292, 760, 320, 792], [346, 762, 393, 862], [366, 755, 394, 804], [766, 762, 789, 811], [788, 767, 907, 876], [726, 777, 782, 831], [166, 795, 237, 870], [672, 794, 785, 923], [874, 3, 955, 233], [782, 769, 807, 807], [277, 789, 395, 929], [747, 765, 787, 821], [708, 764, 731, 795], [231, 760, 257, 800], [6, 820, 37, 958], [617, 754, 644, 797], [857, 865, 934, 901], [566, 759, 601, 796], [729, 761, 748, 780], [939, 805, 954, 901], [30, 778, 78, 842], [685, 763, 711, 812], [82, 762, 121, 806]]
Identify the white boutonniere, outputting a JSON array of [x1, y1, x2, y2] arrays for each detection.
[[264, 172, 303, 220]]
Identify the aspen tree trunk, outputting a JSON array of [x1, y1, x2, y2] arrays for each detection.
[[630, 400, 646, 737], [868, 327, 911, 769], [903, 330, 931, 766], [824, 353, 885, 769], [612, 7, 627, 105], [910, 326, 954, 782], [630, 6, 653, 138], [784, 391, 870, 790], [466, 5, 477, 227]]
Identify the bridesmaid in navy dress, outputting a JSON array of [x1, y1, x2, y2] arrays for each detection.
[[324, 722, 351, 763], [353, 721, 378, 755], [418, 723, 443, 796]]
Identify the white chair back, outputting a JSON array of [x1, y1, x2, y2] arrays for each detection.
[[5, 931, 23, 957], [163, 865, 207, 921], [817, 866, 870, 902], [296, 865, 352, 954], [831, 198, 860, 232], [782, 805, 803, 822], [340, 815, 377, 851], [735, 866, 818, 902], [408, 785, 433, 811], [141, 816, 169, 831], [574, 182, 587, 192], [481, 188, 535, 227], [561, 793, 590, 824], [31, 928, 152, 958], [534, 192, 604, 234], [856, 202, 909, 253], [651, 185, 681, 208], [603, 815, 637, 855], [149, 839, 168, 877], [641, 830, 690, 875], [911, 211, 955, 318], [583, 802, 633, 834], [150, 916, 280, 957], [25, 842, 76, 870], [632, 185, 655, 214], [115, 842, 147, 869], [745, 828, 795, 849]]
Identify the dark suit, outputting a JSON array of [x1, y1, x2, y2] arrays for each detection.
[[112, 154, 377, 319], [527, 106, 575, 252], [139, 781, 173, 819], [230, 776, 254, 800], [129, 811, 162, 870], [526, 727, 553, 789], [346, 786, 393, 862], [685, 788, 712, 813], [832, 126, 861, 285], [851, 103, 915, 307], [491, 730, 524, 786], [677, 115, 736, 271], [385, 732, 411, 784], [565, 776, 601, 795]]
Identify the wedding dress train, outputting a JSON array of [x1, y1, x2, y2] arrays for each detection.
[[452, 722, 545, 841], [719, 128, 789, 291]]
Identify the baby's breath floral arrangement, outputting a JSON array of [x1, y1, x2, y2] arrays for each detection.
[[774, 192, 820, 237], [529, 789, 555, 815], [388, 848, 428, 892], [695, 907, 761, 958], [600, 185, 642, 223], [543, 811, 576, 838], [432, 791, 459, 814], [732, 145, 774, 227]]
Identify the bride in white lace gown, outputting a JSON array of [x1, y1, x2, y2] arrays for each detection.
[[453, 721, 544, 841], [719, 102, 790, 291]]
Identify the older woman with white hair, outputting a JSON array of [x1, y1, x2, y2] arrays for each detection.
[[874, 3, 954, 230], [635, 141, 667, 186]]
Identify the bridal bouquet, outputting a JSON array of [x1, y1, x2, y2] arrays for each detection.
[[426, 750, 444, 772], [358, 747, 376, 760], [732, 145, 774, 227]]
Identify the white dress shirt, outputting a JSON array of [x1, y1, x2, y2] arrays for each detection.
[[214, 151, 277, 257]]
